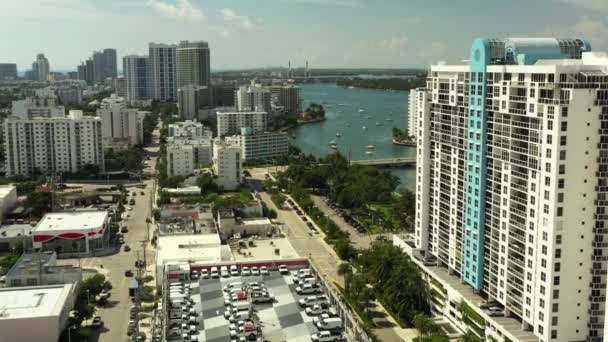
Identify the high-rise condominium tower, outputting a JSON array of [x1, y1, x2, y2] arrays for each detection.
[[123, 55, 150, 104], [149, 43, 177, 102], [396, 37, 608, 342], [176, 40, 210, 88], [32, 53, 50, 82]]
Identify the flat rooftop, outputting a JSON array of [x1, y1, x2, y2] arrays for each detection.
[[34, 211, 108, 232], [6, 252, 80, 279], [0, 185, 15, 198], [0, 284, 74, 319], [0, 224, 34, 238], [232, 238, 299, 261], [157, 234, 223, 264]]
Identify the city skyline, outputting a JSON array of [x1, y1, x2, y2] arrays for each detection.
[[2, 0, 608, 72]]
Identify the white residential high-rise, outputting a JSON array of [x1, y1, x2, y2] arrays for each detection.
[[216, 111, 268, 136], [32, 53, 50, 82], [11, 96, 65, 119], [229, 129, 290, 161], [4, 110, 104, 176], [394, 37, 608, 342], [176, 41, 210, 88], [123, 55, 150, 104], [212, 138, 242, 191], [149, 43, 177, 102], [177, 85, 212, 120], [235, 83, 272, 113], [166, 137, 212, 177], [168, 120, 212, 140], [97, 95, 145, 148]]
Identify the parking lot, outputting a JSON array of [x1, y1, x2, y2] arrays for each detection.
[[164, 266, 344, 342]]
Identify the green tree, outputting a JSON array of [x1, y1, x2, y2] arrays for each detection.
[[414, 314, 441, 337], [24, 192, 52, 217], [196, 173, 217, 194], [0, 255, 20, 272]]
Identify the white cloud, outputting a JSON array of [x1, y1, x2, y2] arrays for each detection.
[[557, 0, 608, 11], [146, 0, 203, 21], [542, 16, 608, 50], [279, 0, 360, 7], [220, 8, 253, 30]]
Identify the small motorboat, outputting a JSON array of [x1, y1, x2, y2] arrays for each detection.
[[365, 151, 374, 155], [336, 133, 341, 137], [366, 145, 375, 149]]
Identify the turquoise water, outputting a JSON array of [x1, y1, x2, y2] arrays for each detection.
[[291, 83, 416, 191]]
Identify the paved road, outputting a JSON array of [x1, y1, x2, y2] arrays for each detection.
[[310, 195, 373, 250], [59, 125, 160, 342]]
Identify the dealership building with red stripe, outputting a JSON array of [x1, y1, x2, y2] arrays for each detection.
[[32, 211, 111, 256]]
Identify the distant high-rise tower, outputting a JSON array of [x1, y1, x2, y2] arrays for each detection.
[[0, 64, 17, 80], [288, 61, 292, 79], [123, 55, 150, 104], [306, 60, 310, 78], [102, 48, 117, 79], [176, 40, 210, 89], [149, 42, 178, 102], [32, 53, 50, 82]]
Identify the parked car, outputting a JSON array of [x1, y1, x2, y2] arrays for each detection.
[[201, 269, 210, 279], [224, 282, 244, 293], [311, 330, 344, 342], [260, 266, 269, 275], [230, 265, 239, 276], [279, 265, 289, 274], [296, 283, 321, 294], [241, 266, 251, 276], [316, 317, 343, 331], [251, 267, 260, 276], [91, 316, 104, 328], [140, 191, 145, 195], [221, 266, 230, 278], [210, 266, 219, 278], [123, 245, 131, 252], [125, 269, 134, 277], [306, 303, 330, 316], [298, 295, 328, 307], [191, 271, 199, 280]]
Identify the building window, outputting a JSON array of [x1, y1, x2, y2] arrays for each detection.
[[554, 276, 560, 285]]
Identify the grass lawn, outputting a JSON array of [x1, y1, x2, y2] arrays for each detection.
[[221, 187, 253, 202]]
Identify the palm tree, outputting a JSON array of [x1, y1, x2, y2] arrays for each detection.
[[337, 262, 352, 289]]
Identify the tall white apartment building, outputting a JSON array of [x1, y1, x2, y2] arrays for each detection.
[[235, 83, 272, 113], [11, 96, 65, 119], [229, 129, 289, 161], [176, 41, 210, 88], [123, 55, 150, 104], [4, 110, 104, 176], [212, 138, 242, 191], [177, 85, 212, 120], [97, 95, 144, 148], [168, 120, 212, 139], [32, 53, 50, 82], [393, 37, 608, 342], [166, 137, 212, 177], [149, 43, 177, 102], [217, 111, 267, 136]]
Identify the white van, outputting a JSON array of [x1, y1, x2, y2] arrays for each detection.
[[224, 282, 243, 293], [316, 317, 342, 331], [229, 310, 251, 323], [297, 277, 317, 286]]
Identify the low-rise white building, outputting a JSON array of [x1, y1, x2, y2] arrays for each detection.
[[216, 111, 267, 136], [0, 283, 76, 342], [0, 185, 17, 223], [228, 129, 289, 161], [3, 110, 105, 177], [168, 120, 212, 139], [212, 137, 242, 191], [166, 137, 212, 177], [32, 211, 111, 256]]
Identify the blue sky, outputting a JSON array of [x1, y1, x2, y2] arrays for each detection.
[[2, 0, 608, 71]]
